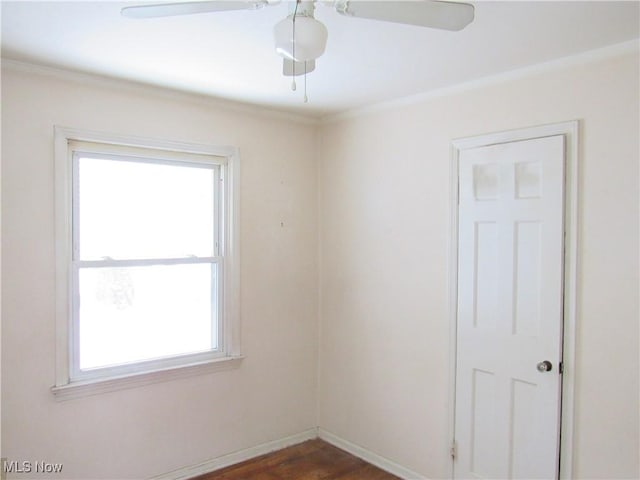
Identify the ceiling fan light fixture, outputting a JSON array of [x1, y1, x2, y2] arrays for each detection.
[[273, 14, 328, 61]]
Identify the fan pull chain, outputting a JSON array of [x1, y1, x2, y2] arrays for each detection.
[[288, 0, 309, 103], [291, 0, 299, 92], [304, 62, 308, 103]]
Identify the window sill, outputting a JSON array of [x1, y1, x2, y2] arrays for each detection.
[[51, 355, 244, 401]]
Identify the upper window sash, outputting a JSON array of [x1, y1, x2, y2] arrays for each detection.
[[71, 150, 223, 262]]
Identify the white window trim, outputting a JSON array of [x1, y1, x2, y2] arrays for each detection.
[[52, 126, 242, 400]]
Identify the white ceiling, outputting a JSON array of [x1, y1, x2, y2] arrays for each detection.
[[2, 1, 639, 117]]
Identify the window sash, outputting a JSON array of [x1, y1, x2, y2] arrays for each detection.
[[71, 151, 222, 262], [69, 149, 224, 382]]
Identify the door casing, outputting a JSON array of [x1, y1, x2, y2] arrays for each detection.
[[448, 121, 579, 479]]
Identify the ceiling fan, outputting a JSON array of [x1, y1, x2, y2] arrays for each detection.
[[122, 0, 474, 99]]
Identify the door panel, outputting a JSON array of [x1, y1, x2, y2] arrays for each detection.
[[454, 135, 565, 479]]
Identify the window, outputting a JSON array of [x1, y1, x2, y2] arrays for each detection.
[[53, 128, 240, 396]]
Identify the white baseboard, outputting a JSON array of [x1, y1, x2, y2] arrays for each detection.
[[317, 428, 427, 480], [151, 427, 425, 480], [151, 428, 318, 480]]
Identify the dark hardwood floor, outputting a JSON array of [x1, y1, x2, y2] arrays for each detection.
[[191, 439, 401, 480]]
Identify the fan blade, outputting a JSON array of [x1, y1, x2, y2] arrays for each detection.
[[335, 0, 474, 31], [283, 59, 316, 76], [121, 1, 267, 19]]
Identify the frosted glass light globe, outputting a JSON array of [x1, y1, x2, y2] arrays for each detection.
[[274, 15, 328, 61]]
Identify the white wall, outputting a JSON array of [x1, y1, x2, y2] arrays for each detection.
[[1, 65, 319, 479], [317, 50, 639, 478], [2, 47, 639, 480]]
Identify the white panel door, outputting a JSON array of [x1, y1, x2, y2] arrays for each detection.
[[453, 135, 565, 479]]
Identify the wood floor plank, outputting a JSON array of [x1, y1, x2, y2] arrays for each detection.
[[191, 439, 401, 480]]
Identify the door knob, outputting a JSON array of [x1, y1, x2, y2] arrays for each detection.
[[536, 360, 553, 372]]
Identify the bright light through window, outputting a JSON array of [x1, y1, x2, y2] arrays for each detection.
[[78, 157, 215, 260], [53, 129, 240, 395], [73, 153, 221, 373], [78, 264, 217, 370]]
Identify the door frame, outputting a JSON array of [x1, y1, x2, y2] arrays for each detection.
[[448, 121, 579, 479]]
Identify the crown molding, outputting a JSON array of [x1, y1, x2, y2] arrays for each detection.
[[3, 37, 638, 127], [0, 57, 321, 127], [321, 38, 640, 125]]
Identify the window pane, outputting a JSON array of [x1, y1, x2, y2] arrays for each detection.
[[77, 156, 215, 260], [78, 263, 218, 370]]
